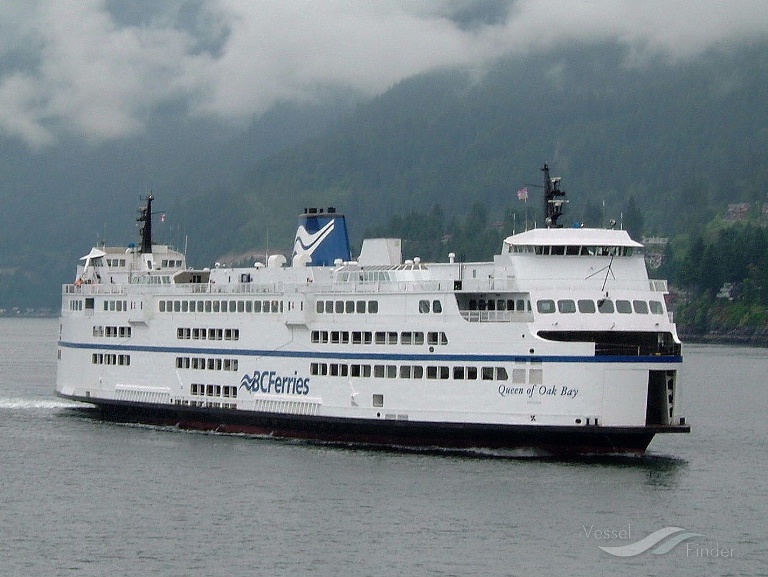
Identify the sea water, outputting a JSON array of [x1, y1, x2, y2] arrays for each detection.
[[0, 318, 764, 576]]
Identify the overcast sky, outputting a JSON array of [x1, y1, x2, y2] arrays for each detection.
[[1, 0, 767, 149]]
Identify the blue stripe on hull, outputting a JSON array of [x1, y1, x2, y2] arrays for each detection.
[[58, 341, 682, 364]]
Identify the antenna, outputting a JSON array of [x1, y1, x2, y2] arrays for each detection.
[[137, 194, 154, 253], [542, 163, 567, 228]]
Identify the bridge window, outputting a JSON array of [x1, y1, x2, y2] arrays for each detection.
[[633, 300, 649, 314], [616, 300, 632, 314]]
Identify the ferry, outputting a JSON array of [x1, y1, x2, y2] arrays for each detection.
[[56, 165, 689, 454]]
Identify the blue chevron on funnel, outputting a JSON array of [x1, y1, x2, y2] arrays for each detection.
[[293, 207, 352, 266]]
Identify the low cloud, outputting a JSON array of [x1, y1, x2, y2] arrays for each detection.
[[1, 0, 767, 148]]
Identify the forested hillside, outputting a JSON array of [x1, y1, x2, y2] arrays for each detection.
[[171, 41, 768, 268], [3, 40, 768, 310]]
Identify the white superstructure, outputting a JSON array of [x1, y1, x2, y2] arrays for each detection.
[[56, 169, 689, 454]]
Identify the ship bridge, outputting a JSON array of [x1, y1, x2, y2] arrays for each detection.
[[504, 227, 643, 256]]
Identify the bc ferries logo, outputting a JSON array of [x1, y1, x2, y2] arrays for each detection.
[[240, 370, 310, 396], [585, 525, 704, 557], [293, 221, 335, 260]]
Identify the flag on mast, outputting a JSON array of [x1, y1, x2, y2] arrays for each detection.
[[517, 187, 528, 201]]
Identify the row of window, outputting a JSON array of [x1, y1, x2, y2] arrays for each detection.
[[161, 259, 183, 268], [69, 300, 84, 311], [536, 298, 664, 315], [175, 399, 237, 409], [175, 357, 239, 371], [92, 353, 131, 365], [190, 383, 238, 398], [418, 300, 443, 314], [310, 362, 509, 381], [311, 330, 449, 346], [466, 299, 531, 312], [92, 325, 132, 338], [159, 299, 284, 314], [106, 258, 127, 267], [510, 245, 634, 256], [104, 300, 128, 312], [315, 300, 379, 314], [176, 328, 239, 341], [131, 276, 171, 285]]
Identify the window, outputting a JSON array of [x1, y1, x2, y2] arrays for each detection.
[[356, 300, 366, 313], [597, 299, 614, 313], [616, 300, 632, 314], [578, 299, 596, 313], [649, 300, 664, 315], [368, 301, 378, 313], [433, 300, 442, 313], [401, 332, 412, 345], [633, 300, 649, 314], [557, 299, 576, 313], [373, 394, 384, 407], [537, 300, 556, 314], [419, 300, 430, 313]]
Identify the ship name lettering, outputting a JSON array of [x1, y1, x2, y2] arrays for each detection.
[[498, 385, 524, 397], [561, 386, 579, 398]]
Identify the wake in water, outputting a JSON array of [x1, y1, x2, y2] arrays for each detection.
[[0, 397, 81, 410]]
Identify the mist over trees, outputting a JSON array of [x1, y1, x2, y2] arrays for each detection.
[[2, 41, 768, 313]]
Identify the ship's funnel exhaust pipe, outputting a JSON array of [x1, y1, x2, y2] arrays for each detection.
[[293, 207, 351, 266]]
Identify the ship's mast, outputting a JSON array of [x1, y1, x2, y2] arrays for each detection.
[[137, 194, 154, 254], [542, 163, 567, 228]]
